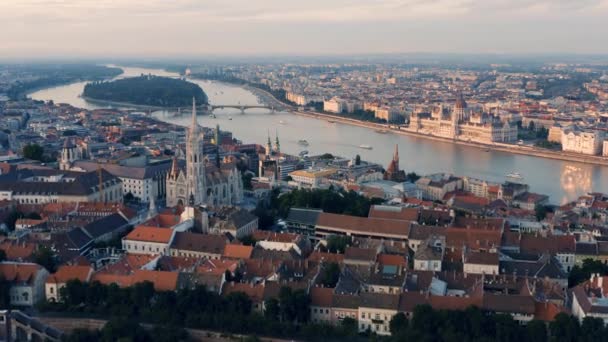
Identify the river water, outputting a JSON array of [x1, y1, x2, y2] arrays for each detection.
[[29, 66, 608, 204]]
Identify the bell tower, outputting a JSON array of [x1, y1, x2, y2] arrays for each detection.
[[186, 98, 206, 205]]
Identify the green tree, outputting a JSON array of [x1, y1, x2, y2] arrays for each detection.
[[33, 245, 57, 272], [0, 275, 11, 309], [580, 316, 605, 342], [326, 235, 351, 254], [355, 154, 361, 165], [264, 298, 280, 320], [317, 262, 340, 288], [389, 312, 408, 335], [535, 204, 550, 221], [568, 258, 608, 287], [549, 313, 580, 342], [526, 320, 548, 342], [528, 120, 536, 131], [22, 143, 44, 161], [340, 317, 358, 337]]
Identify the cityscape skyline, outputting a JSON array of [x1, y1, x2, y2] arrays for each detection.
[[2, 0, 608, 58]]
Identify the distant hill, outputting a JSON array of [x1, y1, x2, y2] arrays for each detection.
[[83, 75, 208, 107]]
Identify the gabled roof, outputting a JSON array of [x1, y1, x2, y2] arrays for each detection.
[[46, 265, 92, 284], [286, 207, 323, 226], [170, 232, 226, 255], [317, 212, 411, 239], [0, 262, 45, 284], [82, 213, 128, 239], [310, 287, 334, 307], [223, 244, 254, 259], [124, 226, 173, 244]]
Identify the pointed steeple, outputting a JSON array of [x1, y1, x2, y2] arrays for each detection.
[[393, 144, 399, 163], [191, 97, 199, 134], [266, 129, 272, 156], [275, 129, 280, 154], [169, 156, 179, 179]]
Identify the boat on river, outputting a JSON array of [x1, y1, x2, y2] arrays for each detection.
[[359, 144, 373, 150], [298, 140, 309, 146]]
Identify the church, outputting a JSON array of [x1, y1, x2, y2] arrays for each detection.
[[166, 99, 243, 207]]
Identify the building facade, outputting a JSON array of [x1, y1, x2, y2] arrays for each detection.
[[166, 100, 243, 207]]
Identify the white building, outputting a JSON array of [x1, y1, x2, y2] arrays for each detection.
[[358, 293, 400, 335], [562, 129, 604, 155], [0, 262, 49, 307], [285, 92, 309, 106], [45, 265, 93, 302], [122, 226, 175, 255], [323, 98, 344, 114], [289, 168, 336, 188], [572, 275, 608, 324], [603, 140, 608, 157], [374, 106, 400, 122]]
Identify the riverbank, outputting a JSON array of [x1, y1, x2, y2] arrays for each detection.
[[224, 79, 608, 167], [292, 110, 608, 166], [81, 96, 209, 112]]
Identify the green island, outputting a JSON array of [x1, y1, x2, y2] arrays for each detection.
[[83, 75, 208, 107]]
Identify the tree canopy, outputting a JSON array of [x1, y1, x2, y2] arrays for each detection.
[[83, 75, 208, 107]]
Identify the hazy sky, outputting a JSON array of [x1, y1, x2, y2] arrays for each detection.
[[1, 0, 608, 59]]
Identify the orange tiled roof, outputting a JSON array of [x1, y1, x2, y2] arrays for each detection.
[[223, 244, 254, 259], [310, 286, 334, 307], [46, 265, 92, 284], [0, 262, 44, 284], [92, 269, 178, 291], [0, 240, 36, 260], [377, 253, 407, 267], [125, 226, 173, 243]]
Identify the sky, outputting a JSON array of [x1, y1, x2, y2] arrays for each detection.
[[1, 0, 608, 59]]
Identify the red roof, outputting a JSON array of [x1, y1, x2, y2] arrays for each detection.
[[0, 262, 44, 284], [125, 226, 173, 243], [223, 244, 254, 259], [46, 265, 92, 284]]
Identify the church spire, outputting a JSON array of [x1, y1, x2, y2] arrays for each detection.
[[275, 129, 280, 155], [191, 97, 199, 133], [393, 144, 399, 163], [266, 130, 272, 156]]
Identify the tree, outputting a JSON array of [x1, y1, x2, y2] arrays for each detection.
[[326, 235, 351, 254], [526, 320, 547, 342], [0, 250, 6, 263], [390, 312, 408, 335], [535, 204, 550, 221], [33, 246, 57, 273], [355, 154, 361, 165], [317, 262, 340, 288], [406, 172, 420, 183], [549, 313, 580, 342], [0, 275, 10, 309], [22, 143, 44, 161], [568, 258, 608, 287], [528, 120, 536, 131], [264, 298, 280, 320], [340, 317, 358, 337], [580, 316, 605, 342]]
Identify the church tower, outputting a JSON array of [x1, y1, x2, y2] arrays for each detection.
[[274, 130, 281, 155], [186, 98, 206, 205], [265, 130, 272, 157], [60, 137, 78, 170]]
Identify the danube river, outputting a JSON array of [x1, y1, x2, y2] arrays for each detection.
[[29, 66, 608, 204]]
